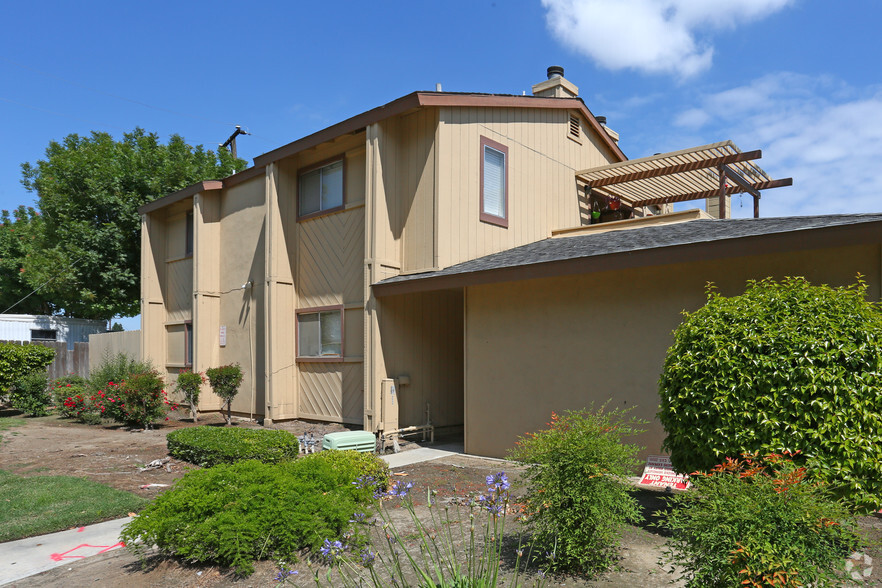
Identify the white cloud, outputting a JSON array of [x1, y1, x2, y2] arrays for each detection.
[[541, 0, 794, 78], [673, 74, 882, 216]]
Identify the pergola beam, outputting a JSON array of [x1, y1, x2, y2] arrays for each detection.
[[580, 150, 762, 188], [624, 178, 793, 208]]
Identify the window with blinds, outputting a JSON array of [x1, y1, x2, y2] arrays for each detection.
[[480, 136, 509, 228], [297, 308, 343, 358], [298, 158, 344, 218]]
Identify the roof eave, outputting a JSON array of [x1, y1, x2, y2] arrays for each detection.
[[372, 220, 882, 297]]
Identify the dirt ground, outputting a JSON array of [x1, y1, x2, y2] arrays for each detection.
[[1, 409, 880, 587]]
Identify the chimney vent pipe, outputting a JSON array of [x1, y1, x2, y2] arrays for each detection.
[[596, 115, 607, 125], [547, 65, 564, 79]]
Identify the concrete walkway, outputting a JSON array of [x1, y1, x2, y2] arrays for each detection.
[[0, 517, 132, 586], [0, 444, 470, 586]]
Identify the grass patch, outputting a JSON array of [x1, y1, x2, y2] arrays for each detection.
[[0, 469, 148, 542]]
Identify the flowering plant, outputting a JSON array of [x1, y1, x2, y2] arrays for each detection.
[[284, 471, 549, 588], [662, 452, 861, 588]]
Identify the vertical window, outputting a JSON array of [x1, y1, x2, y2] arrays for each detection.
[[185, 211, 194, 257], [299, 159, 344, 218], [480, 136, 508, 228], [297, 308, 343, 358]]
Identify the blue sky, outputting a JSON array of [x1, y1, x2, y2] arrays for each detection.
[[2, 0, 880, 326]]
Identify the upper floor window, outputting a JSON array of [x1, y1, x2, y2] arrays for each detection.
[[299, 158, 344, 218], [480, 136, 508, 228]]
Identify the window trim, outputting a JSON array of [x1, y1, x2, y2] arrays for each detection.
[[297, 156, 347, 221], [479, 136, 509, 228], [295, 305, 345, 362], [30, 328, 58, 341]]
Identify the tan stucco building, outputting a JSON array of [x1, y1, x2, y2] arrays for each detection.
[[140, 68, 880, 458]]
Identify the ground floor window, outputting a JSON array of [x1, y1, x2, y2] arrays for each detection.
[[297, 307, 342, 358], [166, 321, 193, 367]]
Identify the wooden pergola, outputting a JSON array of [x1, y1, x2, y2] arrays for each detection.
[[576, 141, 793, 218]]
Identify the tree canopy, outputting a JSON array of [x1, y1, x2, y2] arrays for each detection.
[[7, 128, 246, 319]]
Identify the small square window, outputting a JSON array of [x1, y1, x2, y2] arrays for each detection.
[[297, 309, 343, 358], [299, 159, 344, 218], [166, 322, 193, 366], [480, 136, 508, 228]]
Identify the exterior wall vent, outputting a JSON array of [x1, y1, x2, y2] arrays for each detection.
[[569, 114, 581, 139]]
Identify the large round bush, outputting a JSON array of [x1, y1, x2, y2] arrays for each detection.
[[659, 277, 882, 510]]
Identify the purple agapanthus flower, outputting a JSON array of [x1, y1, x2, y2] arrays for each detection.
[[486, 471, 510, 492], [360, 548, 376, 567], [387, 480, 414, 498], [319, 539, 345, 562], [353, 475, 376, 489], [349, 512, 368, 524], [274, 568, 298, 581]]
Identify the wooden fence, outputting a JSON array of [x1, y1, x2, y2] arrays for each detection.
[[0, 340, 90, 380]]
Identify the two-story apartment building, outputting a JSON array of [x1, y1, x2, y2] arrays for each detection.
[[141, 68, 882, 458]]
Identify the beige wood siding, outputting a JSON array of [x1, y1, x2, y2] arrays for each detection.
[[192, 191, 221, 407], [298, 362, 363, 424], [436, 107, 617, 269], [272, 137, 368, 424], [464, 242, 882, 459], [140, 212, 166, 370], [377, 289, 463, 428], [399, 109, 437, 273]]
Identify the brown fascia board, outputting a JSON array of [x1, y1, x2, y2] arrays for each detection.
[[253, 91, 626, 167], [372, 221, 882, 297], [137, 165, 266, 215], [140, 90, 626, 215], [138, 180, 223, 215]]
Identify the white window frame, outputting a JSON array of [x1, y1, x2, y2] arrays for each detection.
[[480, 136, 508, 228]]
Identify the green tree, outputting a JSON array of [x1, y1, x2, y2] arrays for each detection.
[[18, 128, 246, 319], [0, 206, 51, 314], [659, 276, 882, 511]]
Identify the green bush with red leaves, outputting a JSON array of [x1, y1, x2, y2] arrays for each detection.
[[662, 452, 861, 588]]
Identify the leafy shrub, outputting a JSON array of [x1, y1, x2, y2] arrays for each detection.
[[305, 471, 539, 587], [663, 453, 860, 587], [167, 426, 300, 467], [0, 342, 55, 395], [88, 352, 152, 393], [174, 370, 204, 421], [51, 374, 89, 417], [88, 381, 128, 423], [120, 458, 374, 575], [659, 277, 882, 511], [205, 364, 243, 425], [305, 449, 390, 491], [8, 370, 50, 416], [508, 406, 646, 574], [114, 371, 177, 428]]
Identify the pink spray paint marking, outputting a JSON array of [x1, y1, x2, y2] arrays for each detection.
[[49, 542, 124, 561], [77, 527, 85, 532]]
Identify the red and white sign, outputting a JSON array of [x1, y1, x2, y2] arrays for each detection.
[[639, 455, 690, 490]]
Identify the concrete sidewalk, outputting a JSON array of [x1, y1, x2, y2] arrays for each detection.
[[0, 517, 132, 586], [0, 443, 469, 586]]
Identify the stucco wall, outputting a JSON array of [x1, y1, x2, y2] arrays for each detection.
[[464, 242, 882, 459]]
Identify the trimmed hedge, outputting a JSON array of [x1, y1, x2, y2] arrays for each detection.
[[120, 457, 374, 575], [167, 426, 300, 467]]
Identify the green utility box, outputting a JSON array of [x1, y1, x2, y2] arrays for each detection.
[[321, 431, 376, 453]]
